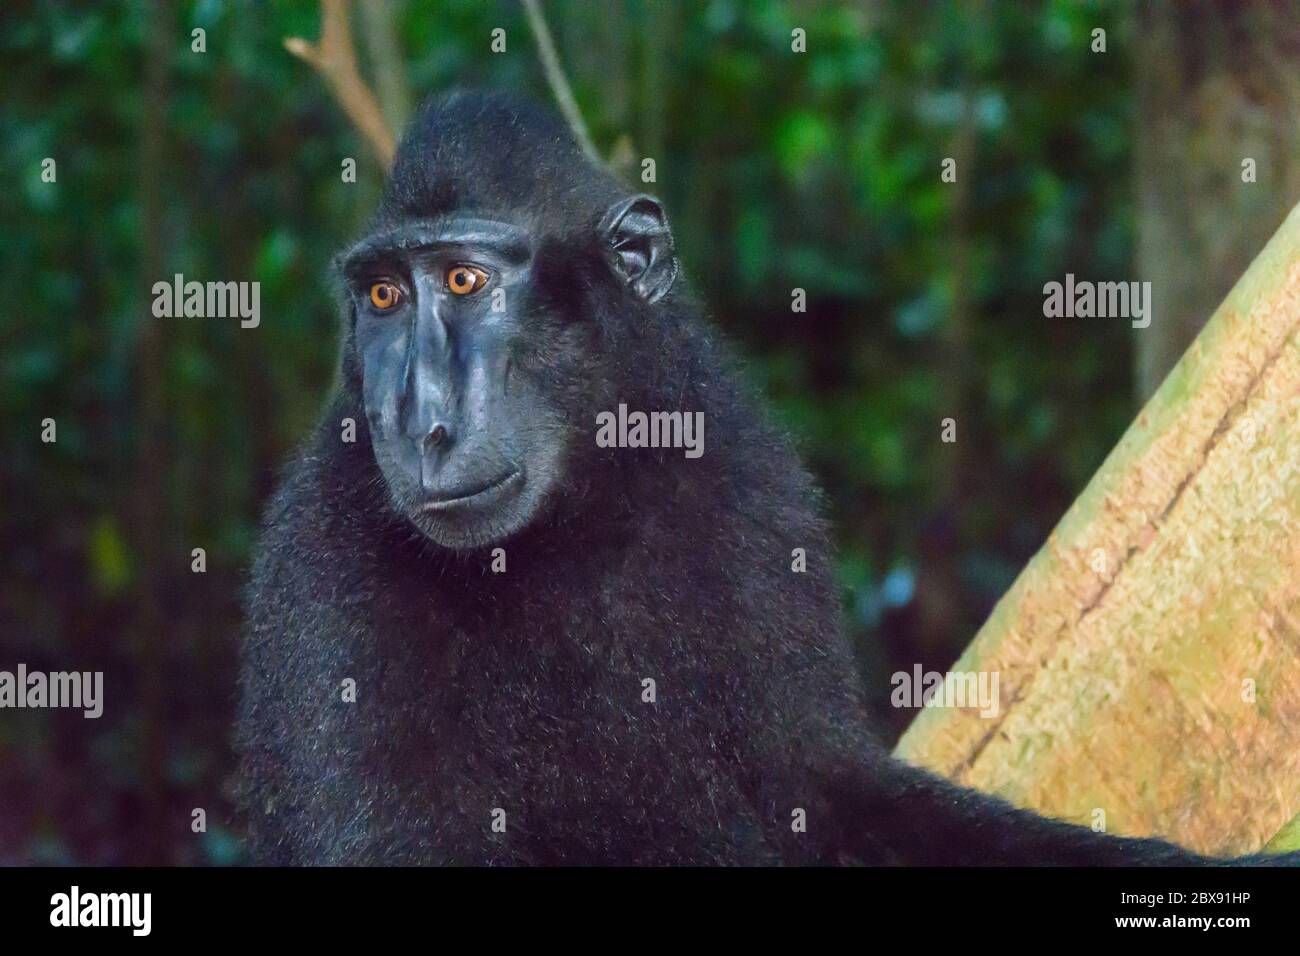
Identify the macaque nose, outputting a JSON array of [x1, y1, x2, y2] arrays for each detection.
[[423, 422, 450, 453], [418, 423, 452, 498]]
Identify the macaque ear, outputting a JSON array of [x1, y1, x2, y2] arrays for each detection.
[[600, 195, 678, 303]]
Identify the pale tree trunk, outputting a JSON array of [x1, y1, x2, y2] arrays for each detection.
[[897, 199, 1300, 856]]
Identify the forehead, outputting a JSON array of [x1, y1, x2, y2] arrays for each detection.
[[340, 216, 532, 272]]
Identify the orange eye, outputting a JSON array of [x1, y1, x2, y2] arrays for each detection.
[[368, 281, 403, 311], [446, 264, 489, 296]]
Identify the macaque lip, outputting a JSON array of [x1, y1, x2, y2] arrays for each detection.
[[417, 469, 523, 512]]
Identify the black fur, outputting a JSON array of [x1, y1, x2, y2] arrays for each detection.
[[237, 92, 1286, 865]]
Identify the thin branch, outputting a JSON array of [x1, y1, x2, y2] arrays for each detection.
[[285, 0, 396, 167], [357, 0, 412, 133], [520, 0, 600, 163]]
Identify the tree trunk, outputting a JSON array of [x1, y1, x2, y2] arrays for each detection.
[[132, 0, 174, 864], [896, 199, 1300, 856], [1134, 0, 1300, 401]]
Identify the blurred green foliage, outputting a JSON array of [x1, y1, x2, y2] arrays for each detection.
[[1, 0, 1138, 863]]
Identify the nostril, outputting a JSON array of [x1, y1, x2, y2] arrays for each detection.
[[424, 423, 449, 451]]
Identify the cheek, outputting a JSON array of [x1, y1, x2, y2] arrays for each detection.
[[358, 329, 408, 434], [498, 371, 572, 462], [513, 405, 572, 502], [519, 324, 607, 414]]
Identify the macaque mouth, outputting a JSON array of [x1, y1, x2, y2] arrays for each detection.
[[417, 468, 523, 511]]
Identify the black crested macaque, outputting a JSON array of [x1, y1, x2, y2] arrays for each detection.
[[238, 91, 1292, 866]]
